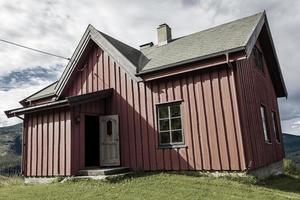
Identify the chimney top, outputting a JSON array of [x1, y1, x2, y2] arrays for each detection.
[[157, 23, 172, 46]]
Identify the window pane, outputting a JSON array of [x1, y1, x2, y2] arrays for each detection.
[[159, 107, 169, 119], [172, 130, 183, 143], [107, 120, 112, 136], [159, 119, 170, 131], [171, 118, 182, 130], [170, 105, 181, 117], [260, 106, 270, 142], [272, 112, 280, 142], [160, 131, 170, 144], [157, 102, 184, 146]]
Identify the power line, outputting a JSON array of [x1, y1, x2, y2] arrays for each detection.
[[0, 38, 70, 60]]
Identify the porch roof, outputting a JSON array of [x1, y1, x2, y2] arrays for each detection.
[[5, 89, 113, 118]]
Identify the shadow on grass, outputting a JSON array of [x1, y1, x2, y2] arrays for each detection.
[[106, 171, 300, 194], [105, 170, 254, 184], [105, 171, 161, 183], [105, 170, 216, 184], [257, 174, 300, 194]]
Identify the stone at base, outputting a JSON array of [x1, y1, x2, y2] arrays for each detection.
[[248, 160, 284, 180], [25, 177, 57, 184]]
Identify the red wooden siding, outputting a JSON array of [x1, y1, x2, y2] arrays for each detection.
[[23, 109, 71, 177], [22, 40, 270, 176], [62, 43, 246, 172], [235, 41, 284, 170]]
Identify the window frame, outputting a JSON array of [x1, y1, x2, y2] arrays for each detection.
[[260, 104, 271, 144], [271, 111, 281, 143], [156, 101, 185, 148]]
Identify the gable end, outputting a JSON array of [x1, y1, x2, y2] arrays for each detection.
[[54, 25, 142, 98]]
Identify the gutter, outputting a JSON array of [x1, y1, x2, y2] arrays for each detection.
[[225, 53, 234, 68], [5, 89, 113, 118], [5, 99, 69, 118]]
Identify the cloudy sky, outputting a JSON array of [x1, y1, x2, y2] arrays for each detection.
[[0, 0, 299, 135]]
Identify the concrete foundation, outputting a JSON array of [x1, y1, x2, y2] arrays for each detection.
[[248, 160, 284, 179], [25, 177, 57, 184], [24, 161, 284, 184]]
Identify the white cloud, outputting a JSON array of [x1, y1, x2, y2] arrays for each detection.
[[0, 0, 300, 135], [281, 118, 300, 136], [0, 80, 53, 126]]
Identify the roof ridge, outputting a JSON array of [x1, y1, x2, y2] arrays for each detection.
[[181, 12, 263, 39], [145, 11, 264, 51], [97, 30, 148, 68], [97, 30, 140, 52]]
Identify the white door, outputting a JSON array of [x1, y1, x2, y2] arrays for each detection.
[[99, 115, 120, 166]]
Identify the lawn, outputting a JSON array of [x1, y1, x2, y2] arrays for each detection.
[[0, 172, 299, 200]]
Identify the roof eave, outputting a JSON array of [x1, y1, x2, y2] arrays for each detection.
[[264, 16, 288, 97], [54, 25, 93, 98], [136, 46, 246, 76], [243, 11, 287, 97], [5, 89, 113, 118], [5, 99, 69, 118]]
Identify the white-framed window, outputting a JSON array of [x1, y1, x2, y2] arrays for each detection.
[[272, 111, 280, 143], [260, 105, 271, 143], [157, 102, 184, 146]]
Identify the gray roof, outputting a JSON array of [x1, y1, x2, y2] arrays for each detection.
[[25, 11, 282, 102], [98, 31, 147, 68], [22, 81, 57, 102], [139, 12, 263, 73]]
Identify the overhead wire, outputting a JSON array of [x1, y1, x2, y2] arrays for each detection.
[[0, 38, 70, 60]]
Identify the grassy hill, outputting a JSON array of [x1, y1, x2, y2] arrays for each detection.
[[0, 124, 299, 199], [0, 172, 300, 200]]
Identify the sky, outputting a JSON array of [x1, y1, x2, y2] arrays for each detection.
[[0, 0, 299, 135]]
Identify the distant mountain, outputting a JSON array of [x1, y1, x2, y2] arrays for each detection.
[[0, 123, 22, 169], [282, 133, 300, 168], [282, 133, 300, 153]]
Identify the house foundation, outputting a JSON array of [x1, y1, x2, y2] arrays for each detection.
[[248, 160, 284, 179]]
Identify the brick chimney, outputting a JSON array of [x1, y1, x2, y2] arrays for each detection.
[[157, 23, 172, 46]]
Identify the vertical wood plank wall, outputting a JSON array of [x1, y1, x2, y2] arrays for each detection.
[[23, 109, 71, 176], [234, 41, 284, 170], [64, 43, 246, 172], [23, 41, 252, 176]]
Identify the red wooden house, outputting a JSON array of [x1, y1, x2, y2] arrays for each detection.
[[5, 11, 287, 178]]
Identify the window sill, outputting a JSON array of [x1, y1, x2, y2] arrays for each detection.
[[265, 141, 272, 145], [157, 144, 187, 149]]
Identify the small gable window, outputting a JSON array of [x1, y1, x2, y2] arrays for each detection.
[[260, 105, 271, 143], [253, 46, 264, 72], [157, 102, 184, 147]]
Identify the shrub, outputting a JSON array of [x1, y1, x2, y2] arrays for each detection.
[[284, 159, 299, 175]]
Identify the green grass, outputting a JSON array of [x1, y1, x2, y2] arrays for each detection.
[[0, 172, 299, 200]]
